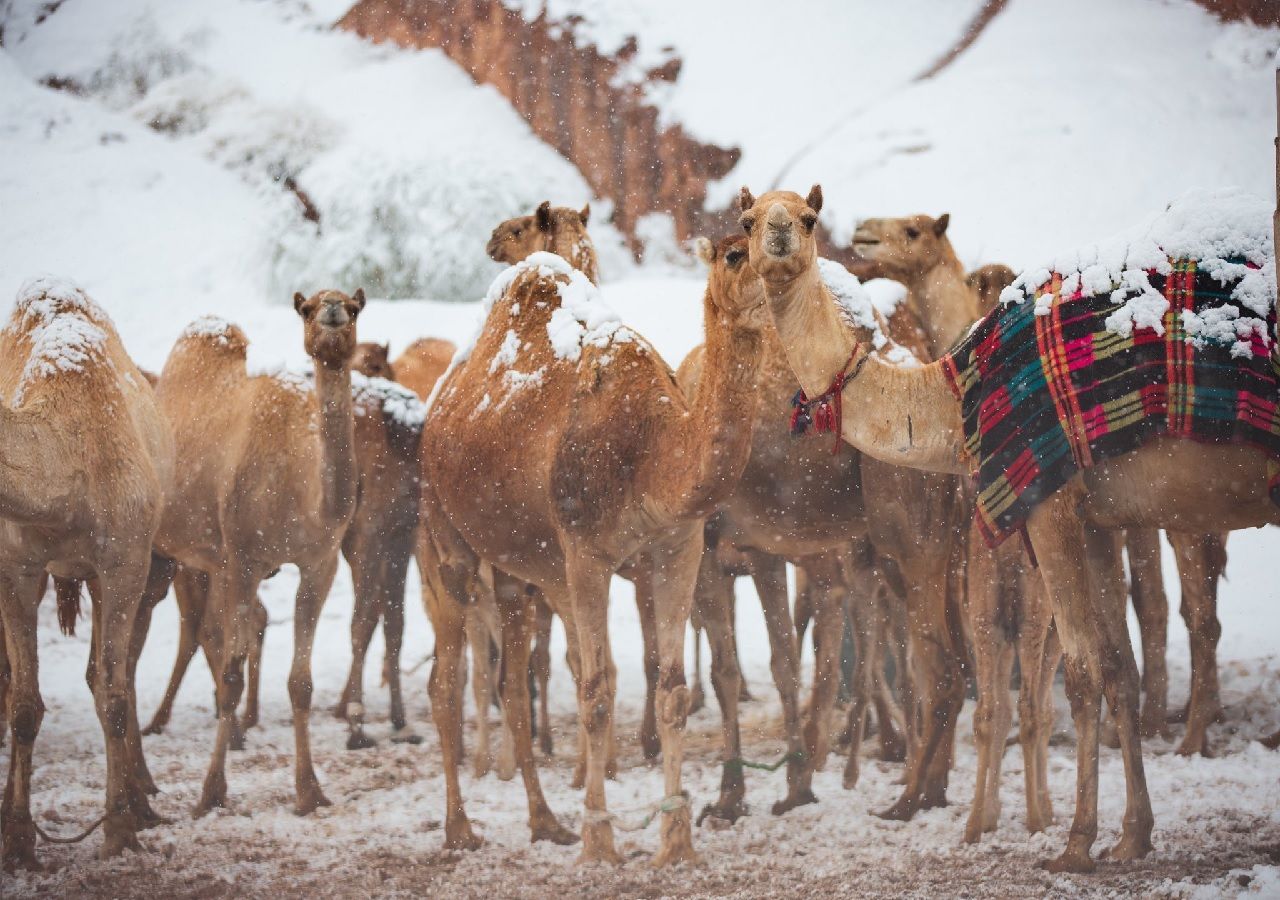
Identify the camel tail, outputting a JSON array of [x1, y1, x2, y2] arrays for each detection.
[[54, 577, 83, 637]]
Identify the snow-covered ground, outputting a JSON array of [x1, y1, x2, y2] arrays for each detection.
[[3, 0, 1280, 896]]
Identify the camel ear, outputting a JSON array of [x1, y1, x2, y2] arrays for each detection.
[[806, 184, 823, 215], [738, 186, 755, 212], [293, 292, 306, 314], [382, 342, 390, 355], [934, 213, 950, 237], [693, 236, 715, 266], [536, 201, 552, 231], [579, 203, 590, 226], [353, 288, 366, 310]]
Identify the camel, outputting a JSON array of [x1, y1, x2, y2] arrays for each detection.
[[419, 231, 768, 865], [135, 288, 365, 818], [741, 185, 1280, 872], [352, 341, 394, 380], [392, 337, 456, 399], [673, 271, 966, 824], [855, 212, 1235, 761], [0, 277, 173, 869]]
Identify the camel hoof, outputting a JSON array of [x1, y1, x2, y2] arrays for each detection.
[[577, 821, 622, 866], [2, 821, 40, 874], [229, 731, 246, 753], [2, 851, 42, 875], [531, 818, 579, 846], [136, 772, 160, 797], [100, 819, 141, 859], [330, 703, 348, 721], [1175, 735, 1212, 758], [193, 773, 227, 818], [697, 801, 747, 826], [1102, 834, 1153, 862], [652, 842, 700, 868], [874, 796, 919, 821], [347, 731, 377, 751], [444, 818, 484, 851], [771, 788, 817, 816], [294, 787, 332, 816], [141, 721, 164, 737], [472, 758, 492, 779], [1041, 850, 1096, 874], [606, 759, 619, 781], [391, 730, 424, 746], [240, 713, 259, 731], [962, 822, 983, 845]]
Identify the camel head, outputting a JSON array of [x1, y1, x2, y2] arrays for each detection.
[[737, 185, 823, 287], [352, 341, 394, 380], [486, 201, 595, 274], [294, 288, 365, 370], [850, 213, 952, 281], [693, 234, 767, 327]]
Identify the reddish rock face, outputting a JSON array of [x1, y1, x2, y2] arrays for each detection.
[[1193, 0, 1280, 26], [337, 0, 743, 256]]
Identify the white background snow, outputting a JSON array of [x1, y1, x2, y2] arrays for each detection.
[[2, 0, 1280, 896]]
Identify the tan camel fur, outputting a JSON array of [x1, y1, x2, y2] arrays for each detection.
[[966, 263, 1017, 312], [742, 186, 1280, 872], [138, 288, 364, 818], [392, 337, 456, 400], [0, 278, 173, 869], [420, 233, 768, 865], [352, 341, 394, 380]]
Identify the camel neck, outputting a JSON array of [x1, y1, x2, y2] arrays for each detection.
[[907, 254, 981, 357], [661, 293, 765, 520], [764, 262, 966, 475], [313, 364, 357, 525]]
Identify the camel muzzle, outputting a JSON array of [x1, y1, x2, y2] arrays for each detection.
[[319, 303, 350, 328]]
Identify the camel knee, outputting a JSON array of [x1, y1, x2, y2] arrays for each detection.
[[97, 691, 130, 739], [11, 700, 43, 746], [219, 659, 245, 713], [288, 674, 313, 712], [660, 678, 690, 729]]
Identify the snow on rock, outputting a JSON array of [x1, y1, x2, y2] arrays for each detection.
[[6, 276, 112, 405], [999, 188, 1276, 357]]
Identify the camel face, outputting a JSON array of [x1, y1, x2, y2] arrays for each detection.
[[352, 341, 394, 380], [851, 214, 951, 281], [696, 235, 767, 325], [294, 288, 365, 368], [739, 186, 823, 286], [486, 201, 592, 266]]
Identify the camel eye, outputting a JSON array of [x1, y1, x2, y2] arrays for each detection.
[[740, 215, 755, 234], [801, 213, 817, 233], [905, 227, 920, 240], [726, 249, 745, 267], [512, 228, 522, 237]]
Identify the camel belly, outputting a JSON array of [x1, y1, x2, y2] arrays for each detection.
[[1078, 437, 1280, 532]]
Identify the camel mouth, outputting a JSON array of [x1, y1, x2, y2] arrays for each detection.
[[319, 304, 350, 328]]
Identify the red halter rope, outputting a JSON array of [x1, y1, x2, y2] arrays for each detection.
[[789, 349, 869, 455]]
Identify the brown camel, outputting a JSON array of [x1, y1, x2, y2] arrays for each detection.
[[136, 289, 365, 818], [742, 185, 1279, 872], [0, 278, 173, 869], [392, 337, 456, 400], [420, 233, 768, 865], [854, 213, 1231, 764], [670, 249, 962, 819], [352, 341, 394, 380]]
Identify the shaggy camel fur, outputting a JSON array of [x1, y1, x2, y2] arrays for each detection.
[[392, 337, 456, 400], [420, 234, 768, 865], [673, 288, 960, 823], [0, 279, 173, 869], [742, 186, 1280, 872], [966, 263, 1017, 313], [137, 289, 364, 818]]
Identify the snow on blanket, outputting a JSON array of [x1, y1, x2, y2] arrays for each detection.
[[947, 189, 1280, 547], [4, 277, 113, 405]]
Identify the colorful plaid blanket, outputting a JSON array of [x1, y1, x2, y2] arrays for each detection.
[[942, 259, 1280, 547]]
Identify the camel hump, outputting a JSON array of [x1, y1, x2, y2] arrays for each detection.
[[163, 315, 249, 380], [4, 277, 116, 398]]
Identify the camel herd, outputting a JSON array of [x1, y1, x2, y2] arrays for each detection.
[[0, 187, 1276, 878]]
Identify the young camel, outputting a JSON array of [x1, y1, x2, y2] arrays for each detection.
[[141, 289, 365, 817], [0, 278, 173, 869], [742, 185, 1279, 872], [855, 212, 1231, 769], [420, 235, 768, 864]]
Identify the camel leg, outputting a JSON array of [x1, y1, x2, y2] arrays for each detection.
[[531, 598, 554, 756], [752, 553, 811, 816], [194, 562, 259, 817], [89, 563, 153, 858], [0, 615, 8, 749], [963, 541, 1004, 844], [494, 577, 577, 845], [143, 566, 205, 736], [1126, 529, 1170, 740], [382, 549, 417, 741], [337, 543, 380, 750], [466, 603, 495, 778], [566, 552, 623, 866], [878, 553, 963, 820], [289, 554, 337, 815], [1169, 531, 1226, 757], [1027, 494, 1152, 873], [650, 537, 700, 867], [1021, 612, 1061, 833], [870, 584, 908, 763], [123, 555, 176, 809], [694, 552, 747, 824], [798, 555, 845, 783], [634, 556, 662, 761], [242, 597, 266, 732], [841, 576, 881, 789], [0, 569, 45, 871], [689, 605, 707, 715]]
